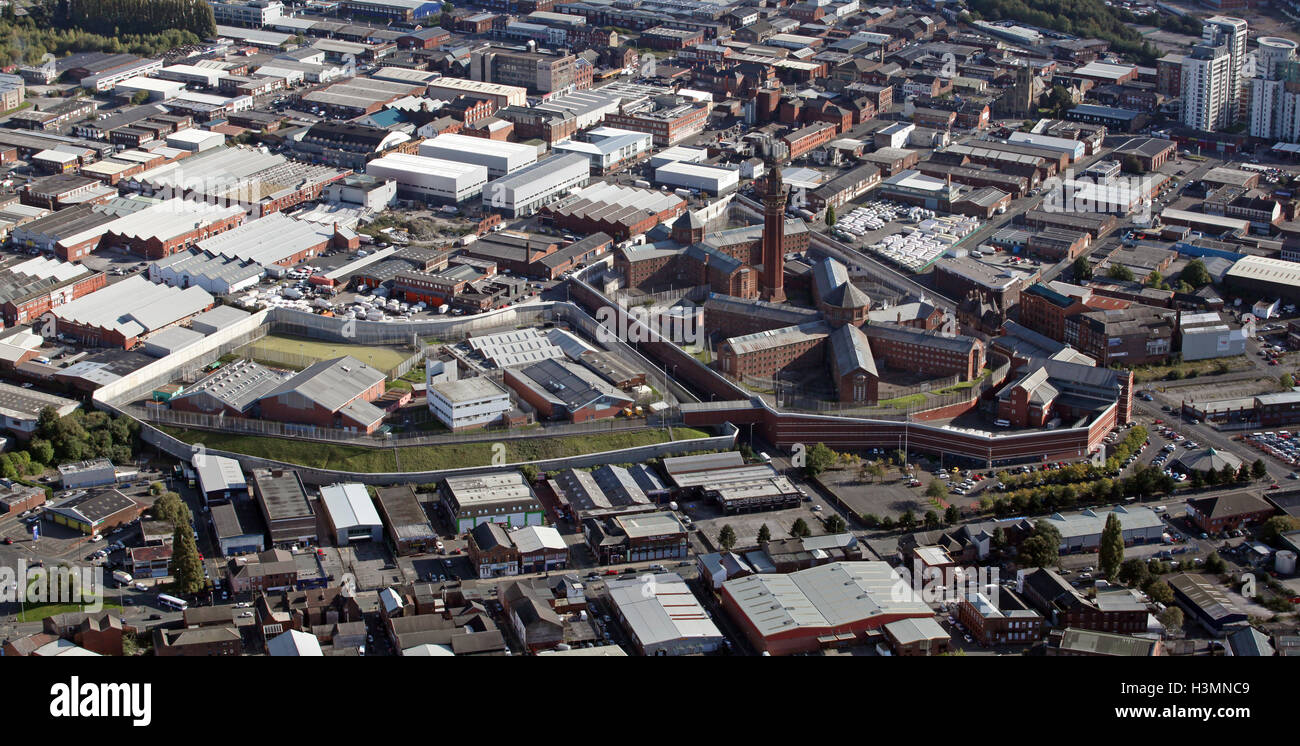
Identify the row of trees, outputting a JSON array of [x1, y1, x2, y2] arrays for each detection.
[[716, 514, 849, 551], [0, 407, 138, 483], [0, 0, 211, 67], [42, 0, 216, 38], [966, 0, 1161, 63]]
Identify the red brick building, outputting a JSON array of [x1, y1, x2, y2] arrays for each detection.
[[863, 323, 986, 381], [1185, 493, 1276, 534], [104, 202, 246, 260], [640, 26, 705, 50], [0, 263, 107, 327], [155, 626, 242, 656], [257, 356, 388, 433], [957, 589, 1044, 646], [783, 122, 837, 160]]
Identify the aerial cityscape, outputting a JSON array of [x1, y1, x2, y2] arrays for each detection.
[[3, 0, 1300, 676]]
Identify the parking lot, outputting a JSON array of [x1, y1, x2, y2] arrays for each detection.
[[1242, 430, 1300, 469], [686, 497, 846, 551]]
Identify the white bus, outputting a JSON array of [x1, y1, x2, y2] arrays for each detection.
[[157, 593, 188, 611]]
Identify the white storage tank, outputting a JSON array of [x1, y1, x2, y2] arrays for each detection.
[[1276, 550, 1297, 575]]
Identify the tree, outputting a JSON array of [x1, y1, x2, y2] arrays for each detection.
[[1145, 579, 1174, 606], [1181, 258, 1211, 288], [1218, 463, 1236, 486], [130, 89, 149, 105], [170, 523, 206, 595], [895, 509, 914, 531], [944, 504, 961, 524], [1120, 154, 1143, 174], [1146, 269, 1168, 290], [1282, 373, 1295, 390], [1251, 459, 1268, 480], [1204, 552, 1228, 574], [1261, 515, 1300, 544], [879, 516, 895, 530], [867, 461, 886, 483], [757, 523, 771, 544], [1047, 84, 1074, 116], [717, 524, 737, 552], [1071, 255, 1093, 281], [791, 518, 812, 538], [27, 438, 54, 466], [151, 492, 191, 529], [825, 514, 847, 533], [1158, 606, 1184, 633], [519, 464, 538, 484], [923, 510, 940, 529], [925, 480, 949, 502], [1099, 513, 1124, 579], [825, 204, 837, 227], [804, 442, 835, 478], [1107, 264, 1135, 282], [991, 526, 1008, 550], [1018, 520, 1062, 568], [1118, 557, 1150, 588], [149, 481, 165, 496]]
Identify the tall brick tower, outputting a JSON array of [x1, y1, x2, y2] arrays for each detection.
[[760, 157, 787, 303]]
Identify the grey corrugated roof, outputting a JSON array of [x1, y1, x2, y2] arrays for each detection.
[[863, 321, 979, 355], [829, 323, 877, 378], [263, 356, 386, 413]]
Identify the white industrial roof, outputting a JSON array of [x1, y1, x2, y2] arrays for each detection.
[[656, 161, 736, 179], [104, 198, 244, 243], [8, 255, 89, 283], [320, 483, 383, 531], [467, 327, 565, 368], [195, 455, 247, 495], [368, 152, 488, 180], [509, 525, 566, 554], [195, 212, 332, 266], [420, 133, 538, 159], [52, 275, 213, 340], [267, 629, 324, 656], [1226, 255, 1300, 286], [722, 562, 933, 638], [607, 572, 723, 649]]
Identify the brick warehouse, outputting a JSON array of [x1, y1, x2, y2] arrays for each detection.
[[0, 258, 107, 327], [99, 199, 246, 260]]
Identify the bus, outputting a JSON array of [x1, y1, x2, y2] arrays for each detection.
[[157, 593, 188, 611]]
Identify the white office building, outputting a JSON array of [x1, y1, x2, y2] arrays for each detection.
[[553, 127, 651, 173], [418, 133, 537, 178], [1180, 311, 1248, 361], [1203, 15, 1248, 121], [366, 152, 489, 204], [427, 376, 514, 431], [1248, 37, 1300, 141], [211, 0, 286, 27], [1182, 42, 1235, 131], [320, 483, 384, 545], [482, 154, 590, 217], [654, 161, 739, 195]]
